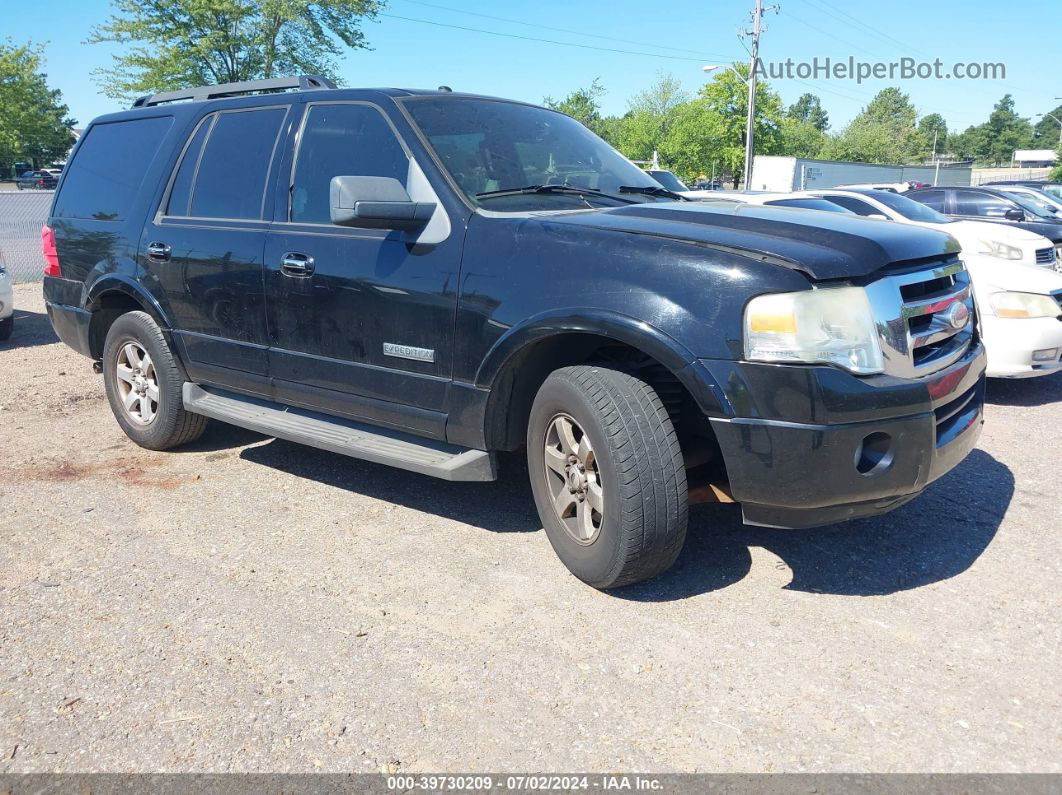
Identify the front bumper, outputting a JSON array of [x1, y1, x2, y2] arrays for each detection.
[[701, 342, 986, 528], [0, 275, 12, 319], [981, 314, 1062, 378]]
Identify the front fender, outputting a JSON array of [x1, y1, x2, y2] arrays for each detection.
[[476, 308, 732, 417]]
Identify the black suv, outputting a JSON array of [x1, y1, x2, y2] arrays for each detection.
[[43, 76, 986, 588]]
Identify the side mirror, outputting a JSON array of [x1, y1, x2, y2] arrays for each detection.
[[330, 176, 436, 231], [1004, 208, 1025, 221]]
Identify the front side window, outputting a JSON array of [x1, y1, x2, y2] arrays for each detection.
[[954, 189, 1013, 217], [290, 104, 409, 224], [403, 98, 662, 211], [820, 196, 880, 216], [189, 107, 286, 219], [912, 189, 946, 212], [54, 116, 172, 221]]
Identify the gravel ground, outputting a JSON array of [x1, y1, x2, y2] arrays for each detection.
[[1, 282, 1060, 774]]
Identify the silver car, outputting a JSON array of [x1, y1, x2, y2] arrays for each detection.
[[0, 247, 14, 341]]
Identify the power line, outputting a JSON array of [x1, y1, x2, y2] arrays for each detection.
[[377, 13, 733, 64], [779, 10, 892, 61], [802, 0, 935, 60], [398, 0, 743, 62]]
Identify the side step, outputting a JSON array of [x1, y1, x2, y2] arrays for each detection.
[[183, 384, 497, 482]]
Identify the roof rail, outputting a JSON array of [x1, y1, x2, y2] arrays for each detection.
[[131, 75, 336, 108]]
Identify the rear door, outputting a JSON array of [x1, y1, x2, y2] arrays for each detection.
[[263, 101, 461, 438], [141, 105, 291, 394]]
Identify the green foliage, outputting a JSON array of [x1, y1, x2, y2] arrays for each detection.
[[779, 117, 827, 159], [822, 87, 926, 164], [947, 95, 1034, 166], [787, 93, 828, 132], [609, 72, 688, 162], [1032, 105, 1062, 148], [87, 0, 382, 101], [0, 40, 76, 175], [918, 113, 948, 154], [543, 79, 611, 137]]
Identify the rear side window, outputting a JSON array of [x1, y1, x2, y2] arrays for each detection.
[[54, 116, 173, 221], [165, 117, 212, 216], [913, 189, 946, 211], [189, 108, 286, 219], [290, 103, 409, 224]]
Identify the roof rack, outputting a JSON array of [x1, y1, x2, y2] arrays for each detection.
[[132, 75, 336, 108]]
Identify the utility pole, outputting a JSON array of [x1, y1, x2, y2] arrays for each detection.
[[741, 0, 778, 190], [932, 131, 940, 186]]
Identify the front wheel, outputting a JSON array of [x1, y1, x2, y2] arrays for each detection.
[[527, 365, 688, 589], [102, 311, 208, 450]]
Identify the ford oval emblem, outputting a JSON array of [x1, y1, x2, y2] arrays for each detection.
[[946, 301, 970, 330]]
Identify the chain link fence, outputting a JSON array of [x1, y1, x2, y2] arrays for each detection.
[[0, 190, 53, 283]]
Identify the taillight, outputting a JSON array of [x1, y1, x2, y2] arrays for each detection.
[[42, 225, 61, 277]]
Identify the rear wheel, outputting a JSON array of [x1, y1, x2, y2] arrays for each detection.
[[102, 311, 207, 450], [527, 365, 688, 589]]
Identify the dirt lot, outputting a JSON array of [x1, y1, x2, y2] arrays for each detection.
[[1, 282, 1060, 773]]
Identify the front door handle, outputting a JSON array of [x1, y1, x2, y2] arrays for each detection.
[[146, 242, 171, 262], [281, 252, 315, 277]]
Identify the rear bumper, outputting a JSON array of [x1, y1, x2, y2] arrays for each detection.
[[43, 275, 93, 358], [981, 314, 1062, 378], [702, 342, 986, 528]]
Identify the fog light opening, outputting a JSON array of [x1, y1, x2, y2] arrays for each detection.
[[855, 432, 894, 476], [1032, 348, 1059, 362]]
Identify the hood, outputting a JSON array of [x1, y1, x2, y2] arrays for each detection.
[[540, 201, 961, 280], [965, 257, 1062, 294], [943, 219, 1051, 245]]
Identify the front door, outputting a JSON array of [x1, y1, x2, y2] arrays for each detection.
[[263, 101, 462, 439], [142, 106, 290, 392]]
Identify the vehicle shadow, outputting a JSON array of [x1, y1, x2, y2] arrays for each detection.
[[985, 372, 1062, 407], [239, 438, 541, 533], [616, 449, 1013, 601], [1, 307, 59, 349], [234, 430, 1012, 598]]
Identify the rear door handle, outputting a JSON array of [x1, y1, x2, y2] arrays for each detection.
[[146, 242, 171, 262], [281, 252, 315, 276]]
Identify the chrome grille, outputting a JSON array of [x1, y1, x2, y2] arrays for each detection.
[[1035, 247, 1055, 265], [865, 259, 976, 378]]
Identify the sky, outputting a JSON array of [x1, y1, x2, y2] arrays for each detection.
[[8, 0, 1062, 141]]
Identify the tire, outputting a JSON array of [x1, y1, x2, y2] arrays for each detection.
[[0, 316, 12, 341], [102, 311, 207, 450], [527, 365, 688, 589]]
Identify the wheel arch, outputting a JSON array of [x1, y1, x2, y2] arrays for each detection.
[[84, 276, 176, 363]]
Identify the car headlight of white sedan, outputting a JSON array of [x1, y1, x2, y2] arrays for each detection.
[[976, 240, 1024, 260], [988, 291, 1062, 319]]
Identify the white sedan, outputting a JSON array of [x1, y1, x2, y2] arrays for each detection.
[[803, 188, 1062, 378]]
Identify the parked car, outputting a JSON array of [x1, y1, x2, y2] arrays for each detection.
[[43, 76, 985, 589], [694, 190, 859, 214], [987, 184, 1062, 215], [0, 248, 13, 342], [807, 189, 1062, 378], [906, 186, 1062, 260], [15, 170, 58, 190], [981, 179, 1062, 201]]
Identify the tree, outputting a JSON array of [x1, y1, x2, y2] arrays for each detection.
[[0, 40, 76, 176], [543, 79, 610, 137], [1032, 104, 1062, 149], [787, 93, 828, 132], [611, 72, 689, 161], [982, 95, 1034, 165], [665, 64, 783, 185], [779, 117, 826, 159], [822, 87, 925, 164], [918, 113, 948, 158], [87, 0, 381, 100]]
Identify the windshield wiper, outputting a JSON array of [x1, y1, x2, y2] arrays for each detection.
[[618, 185, 690, 201], [476, 184, 633, 203]]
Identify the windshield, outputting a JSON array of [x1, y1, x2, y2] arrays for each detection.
[[403, 98, 663, 211], [647, 170, 689, 192], [765, 198, 853, 213], [1001, 189, 1060, 213], [1040, 184, 1062, 200], [1007, 192, 1058, 219], [863, 190, 953, 224]]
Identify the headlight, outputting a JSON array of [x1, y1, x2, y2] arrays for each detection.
[[744, 287, 884, 374], [976, 240, 1023, 260], [988, 291, 1061, 319]]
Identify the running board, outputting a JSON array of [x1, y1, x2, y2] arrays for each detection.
[[182, 384, 497, 482]]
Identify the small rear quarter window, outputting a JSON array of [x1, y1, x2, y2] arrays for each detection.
[[54, 116, 173, 221]]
